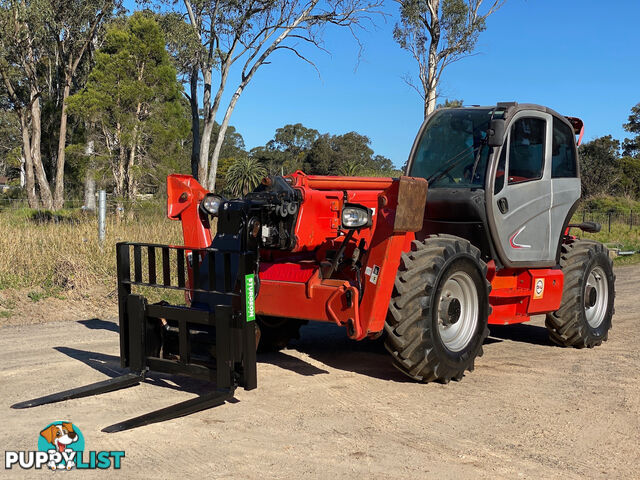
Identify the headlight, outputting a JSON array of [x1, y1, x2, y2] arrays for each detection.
[[200, 193, 224, 216], [341, 204, 372, 229]]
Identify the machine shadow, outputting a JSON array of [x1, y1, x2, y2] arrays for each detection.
[[53, 346, 220, 396], [77, 318, 119, 333], [286, 322, 414, 383], [488, 321, 556, 347], [259, 351, 330, 376]]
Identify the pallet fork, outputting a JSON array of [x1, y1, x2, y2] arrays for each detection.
[[12, 241, 258, 433]]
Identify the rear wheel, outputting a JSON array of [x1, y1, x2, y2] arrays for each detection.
[[546, 240, 615, 347], [256, 316, 306, 352], [384, 235, 490, 383]]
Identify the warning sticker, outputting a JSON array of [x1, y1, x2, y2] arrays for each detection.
[[533, 278, 545, 299], [369, 265, 380, 285]]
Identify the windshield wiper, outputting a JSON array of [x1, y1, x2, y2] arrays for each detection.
[[427, 145, 482, 185]]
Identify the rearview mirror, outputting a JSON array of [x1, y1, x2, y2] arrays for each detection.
[[487, 119, 506, 147]]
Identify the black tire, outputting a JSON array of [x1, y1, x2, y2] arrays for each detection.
[[545, 239, 615, 348], [384, 235, 490, 383], [256, 316, 306, 352]]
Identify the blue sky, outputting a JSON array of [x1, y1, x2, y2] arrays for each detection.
[[128, 0, 639, 168]]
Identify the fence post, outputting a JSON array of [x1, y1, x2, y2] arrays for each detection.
[[631, 210, 633, 231], [98, 190, 106, 247], [608, 212, 612, 233]]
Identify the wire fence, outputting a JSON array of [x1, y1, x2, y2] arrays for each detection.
[[0, 195, 164, 213], [575, 208, 638, 232]]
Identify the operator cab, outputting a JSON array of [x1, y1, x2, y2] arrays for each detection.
[[407, 103, 582, 269]]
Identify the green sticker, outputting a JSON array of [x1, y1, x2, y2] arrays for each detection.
[[245, 274, 256, 322]]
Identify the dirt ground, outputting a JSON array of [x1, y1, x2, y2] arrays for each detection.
[[1, 264, 639, 479]]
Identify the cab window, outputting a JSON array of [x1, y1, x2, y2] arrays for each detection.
[[551, 118, 577, 177], [508, 117, 546, 184]]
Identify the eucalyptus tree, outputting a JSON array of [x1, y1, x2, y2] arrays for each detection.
[[148, 0, 383, 191], [44, 0, 118, 209], [0, 0, 51, 207], [0, 0, 117, 209], [394, 0, 503, 118]]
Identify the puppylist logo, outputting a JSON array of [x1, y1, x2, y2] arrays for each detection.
[[5, 421, 125, 471]]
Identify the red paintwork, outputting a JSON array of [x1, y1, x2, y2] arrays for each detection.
[[167, 171, 567, 339], [259, 262, 316, 283], [565, 116, 585, 146], [259, 172, 417, 339], [488, 267, 564, 325], [167, 174, 212, 249]]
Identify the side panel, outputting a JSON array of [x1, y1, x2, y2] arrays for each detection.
[[549, 177, 581, 257], [488, 267, 564, 325], [488, 111, 556, 266]]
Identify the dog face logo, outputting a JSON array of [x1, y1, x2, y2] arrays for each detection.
[[38, 422, 85, 471]]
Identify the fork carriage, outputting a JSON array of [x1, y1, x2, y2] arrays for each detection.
[[12, 241, 258, 433]]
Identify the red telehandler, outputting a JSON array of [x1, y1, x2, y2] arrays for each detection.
[[14, 103, 615, 432]]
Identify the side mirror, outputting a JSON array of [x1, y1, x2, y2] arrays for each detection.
[[487, 119, 506, 147]]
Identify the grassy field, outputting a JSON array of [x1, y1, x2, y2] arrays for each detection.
[[0, 202, 638, 322], [570, 214, 640, 265], [0, 203, 184, 321]]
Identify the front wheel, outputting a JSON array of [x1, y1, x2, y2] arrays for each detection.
[[384, 235, 490, 383], [546, 240, 615, 347]]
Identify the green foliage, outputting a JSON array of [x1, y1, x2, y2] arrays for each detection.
[[251, 124, 399, 178], [578, 108, 640, 202], [581, 196, 640, 215], [394, 0, 502, 114], [0, 110, 21, 178], [617, 156, 640, 198], [225, 157, 267, 196], [622, 102, 640, 158], [67, 12, 190, 200], [578, 135, 621, 198], [437, 98, 464, 109]]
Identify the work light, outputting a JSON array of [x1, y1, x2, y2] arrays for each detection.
[[341, 204, 372, 229], [200, 193, 225, 216]]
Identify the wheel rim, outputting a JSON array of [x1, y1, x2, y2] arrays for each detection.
[[437, 271, 479, 352], [584, 266, 608, 328]]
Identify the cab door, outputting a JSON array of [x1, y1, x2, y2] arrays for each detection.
[[488, 111, 554, 266]]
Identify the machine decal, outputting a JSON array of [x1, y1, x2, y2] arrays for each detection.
[[509, 226, 531, 249], [369, 265, 380, 284], [533, 278, 545, 299], [245, 274, 256, 322]]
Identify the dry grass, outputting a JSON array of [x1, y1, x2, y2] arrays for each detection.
[[0, 204, 182, 293], [1, 203, 638, 324]]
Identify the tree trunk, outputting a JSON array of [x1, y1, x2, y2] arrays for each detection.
[[199, 59, 233, 187], [114, 121, 126, 219], [208, 85, 244, 191], [424, 0, 440, 118], [425, 63, 437, 118], [83, 170, 96, 210], [198, 68, 213, 185], [189, 65, 200, 179], [126, 139, 137, 201], [19, 111, 38, 208], [30, 92, 54, 209], [53, 80, 71, 209]]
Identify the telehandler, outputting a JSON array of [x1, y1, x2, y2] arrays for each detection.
[[14, 102, 615, 432]]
